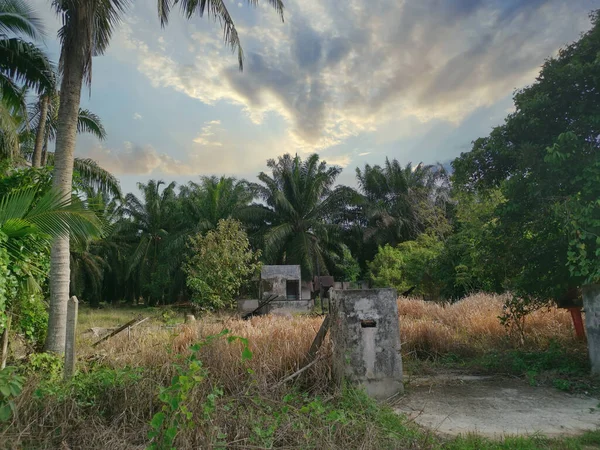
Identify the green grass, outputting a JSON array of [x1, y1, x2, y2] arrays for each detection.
[[77, 304, 185, 329], [445, 430, 600, 449]]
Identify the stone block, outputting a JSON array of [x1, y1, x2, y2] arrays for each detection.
[[330, 288, 403, 399]]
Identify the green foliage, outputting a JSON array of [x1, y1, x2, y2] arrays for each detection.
[[369, 234, 443, 298], [244, 153, 356, 278], [0, 366, 24, 422], [24, 352, 62, 379], [12, 291, 47, 349], [184, 219, 261, 311], [452, 12, 600, 303], [35, 366, 142, 407], [147, 329, 252, 450], [334, 245, 361, 282]]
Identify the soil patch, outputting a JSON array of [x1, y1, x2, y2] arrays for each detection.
[[396, 372, 600, 437]]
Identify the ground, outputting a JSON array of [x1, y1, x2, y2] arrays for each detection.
[[397, 370, 600, 438]]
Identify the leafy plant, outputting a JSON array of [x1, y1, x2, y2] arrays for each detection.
[[147, 329, 252, 450], [0, 366, 24, 422], [184, 219, 261, 311]]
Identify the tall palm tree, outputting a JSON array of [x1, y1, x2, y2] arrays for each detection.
[[0, 186, 102, 366], [0, 0, 55, 159], [30, 90, 107, 167], [120, 180, 184, 305], [46, 0, 285, 353], [243, 154, 353, 278], [179, 175, 253, 233], [355, 159, 450, 247]]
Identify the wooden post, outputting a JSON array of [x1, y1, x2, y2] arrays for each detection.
[[64, 296, 78, 380], [1, 315, 11, 370]]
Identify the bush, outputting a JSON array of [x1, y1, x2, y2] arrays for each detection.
[[184, 219, 261, 310], [369, 234, 443, 299]]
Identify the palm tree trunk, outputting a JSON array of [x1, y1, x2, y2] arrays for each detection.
[[41, 138, 48, 166], [44, 42, 85, 354], [32, 95, 49, 168]]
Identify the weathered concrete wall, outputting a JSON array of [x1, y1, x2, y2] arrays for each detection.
[[583, 284, 600, 374], [269, 300, 312, 314], [237, 299, 259, 314], [260, 265, 301, 300], [330, 289, 403, 399]]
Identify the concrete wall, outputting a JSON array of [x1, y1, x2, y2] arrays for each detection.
[[237, 299, 259, 314], [330, 288, 403, 399], [583, 284, 600, 373], [260, 265, 302, 301]]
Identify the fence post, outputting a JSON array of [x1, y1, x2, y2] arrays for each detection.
[[64, 296, 78, 380]]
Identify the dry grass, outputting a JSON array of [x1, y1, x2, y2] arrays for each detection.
[[0, 293, 584, 449], [398, 293, 577, 358]]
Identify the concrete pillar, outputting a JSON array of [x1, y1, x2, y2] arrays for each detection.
[[583, 285, 600, 373], [64, 296, 78, 380], [330, 288, 403, 399]]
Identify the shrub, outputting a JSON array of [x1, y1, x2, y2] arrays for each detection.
[[184, 219, 261, 310]]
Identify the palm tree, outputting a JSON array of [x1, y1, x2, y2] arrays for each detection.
[[0, 0, 55, 159], [30, 90, 107, 167], [46, 0, 285, 353], [179, 175, 253, 233], [0, 186, 102, 366], [70, 190, 122, 307], [120, 180, 184, 305], [243, 154, 353, 278], [355, 159, 450, 248]]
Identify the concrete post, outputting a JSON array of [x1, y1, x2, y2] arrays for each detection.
[[583, 285, 600, 373], [64, 296, 78, 380], [330, 288, 403, 399]]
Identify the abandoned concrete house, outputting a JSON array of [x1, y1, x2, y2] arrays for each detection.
[[238, 265, 312, 315]]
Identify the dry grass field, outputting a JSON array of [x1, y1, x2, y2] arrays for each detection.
[[0, 294, 593, 449]]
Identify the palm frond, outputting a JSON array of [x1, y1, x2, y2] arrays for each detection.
[[0, 37, 55, 93], [76, 108, 106, 139], [0, 0, 45, 40]]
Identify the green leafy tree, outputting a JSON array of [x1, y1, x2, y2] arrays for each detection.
[[452, 10, 600, 305], [435, 189, 507, 299], [184, 218, 261, 311], [369, 234, 443, 299]]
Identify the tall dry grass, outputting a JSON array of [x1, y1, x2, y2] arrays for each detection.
[[0, 293, 582, 449], [398, 293, 577, 358]]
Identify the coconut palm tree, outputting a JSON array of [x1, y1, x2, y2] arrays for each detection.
[[179, 175, 253, 233], [0, 0, 55, 159], [243, 154, 354, 278], [46, 0, 285, 353], [0, 186, 102, 365], [30, 91, 107, 167]]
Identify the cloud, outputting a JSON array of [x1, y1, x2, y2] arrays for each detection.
[[192, 120, 223, 146], [132, 112, 142, 120], [83, 142, 194, 176], [112, 0, 590, 154]]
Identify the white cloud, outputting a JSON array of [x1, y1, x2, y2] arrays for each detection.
[[192, 120, 223, 146], [110, 0, 591, 157], [132, 112, 142, 120]]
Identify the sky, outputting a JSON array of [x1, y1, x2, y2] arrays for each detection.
[[30, 0, 599, 195]]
